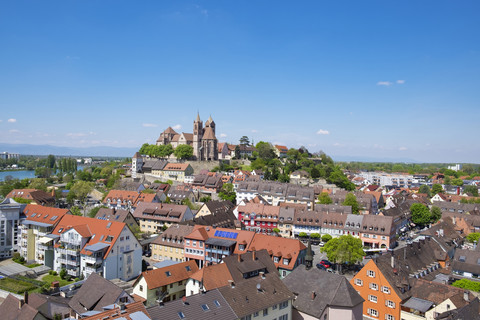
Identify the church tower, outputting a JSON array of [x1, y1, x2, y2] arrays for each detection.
[[193, 112, 203, 160]]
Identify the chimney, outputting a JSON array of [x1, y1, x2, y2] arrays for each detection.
[[228, 280, 235, 288], [24, 291, 28, 305], [252, 250, 256, 261], [260, 271, 265, 279], [311, 291, 316, 300], [464, 291, 469, 302], [182, 296, 187, 305], [391, 255, 395, 269], [238, 254, 242, 263]]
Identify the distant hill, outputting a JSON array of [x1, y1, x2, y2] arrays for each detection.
[[0, 143, 138, 157], [332, 155, 418, 163]]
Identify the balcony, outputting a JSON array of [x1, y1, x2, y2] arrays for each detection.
[[205, 248, 230, 255], [57, 247, 80, 256], [85, 264, 103, 273], [83, 255, 103, 264], [67, 269, 79, 277]]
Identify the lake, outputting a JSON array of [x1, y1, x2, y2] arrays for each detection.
[[0, 165, 85, 182]]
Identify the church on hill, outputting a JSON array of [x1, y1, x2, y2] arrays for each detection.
[[156, 113, 218, 161]]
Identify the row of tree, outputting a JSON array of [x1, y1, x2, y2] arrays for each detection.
[[138, 143, 194, 160]]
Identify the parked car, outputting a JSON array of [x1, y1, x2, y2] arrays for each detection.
[[319, 260, 333, 268], [316, 264, 334, 272]]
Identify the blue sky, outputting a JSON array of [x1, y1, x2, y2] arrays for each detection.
[[0, 1, 479, 163]]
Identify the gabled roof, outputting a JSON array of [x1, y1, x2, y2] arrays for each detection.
[[283, 265, 363, 318], [0, 294, 39, 320], [94, 208, 131, 223], [80, 301, 149, 320], [189, 263, 233, 291], [248, 234, 306, 270], [163, 163, 191, 171], [23, 204, 69, 225], [223, 250, 278, 283], [218, 272, 294, 318], [53, 214, 126, 258], [69, 273, 126, 315], [103, 190, 139, 204], [6, 188, 55, 204], [202, 126, 216, 140], [136, 260, 198, 289]]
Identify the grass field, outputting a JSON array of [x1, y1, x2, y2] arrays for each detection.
[[41, 274, 74, 287], [0, 277, 38, 294]]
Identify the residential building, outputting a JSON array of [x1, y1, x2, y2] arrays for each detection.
[[103, 190, 140, 211], [0, 198, 25, 258], [236, 181, 315, 209], [196, 200, 235, 217], [131, 152, 143, 179], [192, 172, 224, 194], [274, 145, 288, 158], [19, 204, 68, 266], [330, 190, 378, 215], [51, 215, 142, 280], [0, 293, 47, 320], [150, 224, 195, 262], [401, 278, 475, 320], [452, 248, 480, 278], [358, 172, 414, 188], [432, 200, 479, 215], [218, 272, 294, 320], [249, 234, 306, 278], [186, 262, 233, 296], [351, 239, 448, 320], [0, 151, 20, 159], [283, 264, 364, 320], [6, 189, 55, 206], [94, 207, 139, 232], [158, 163, 194, 182], [237, 203, 280, 235], [278, 206, 296, 238], [166, 188, 195, 204], [132, 260, 199, 307], [78, 301, 150, 320], [133, 202, 194, 233], [147, 289, 237, 320], [68, 272, 135, 317]]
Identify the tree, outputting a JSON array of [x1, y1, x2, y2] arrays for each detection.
[[28, 178, 48, 191], [467, 232, 480, 243], [432, 184, 443, 195], [219, 183, 236, 203], [310, 233, 320, 239], [298, 232, 308, 238], [452, 178, 464, 186], [239, 136, 250, 146], [430, 206, 442, 223], [70, 206, 82, 216], [321, 234, 332, 243], [70, 181, 94, 204], [59, 268, 67, 280], [320, 235, 365, 265], [343, 193, 360, 214], [418, 185, 431, 196], [464, 185, 479, 197], [35, 167, 51, 179], [410, 203, 431, 226], [46, 154, 56, 169], [256, 141, 276, 161], [174, 144, 193, 160], [234, 145, 241, 159], [452, 279, 480, 292], [318, 192, 333, 204], [273, 228, 280, 234]]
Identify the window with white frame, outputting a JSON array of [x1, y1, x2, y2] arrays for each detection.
[[367, 270, 375, 277], [368, 295, 378, 303], [355, 279, 363, 286], [386, 300, 395, 308], [370, 283, 378, 290], [385, 314, 395, 320], [368, 308, 378, 317], [382, 286, 390, 294]]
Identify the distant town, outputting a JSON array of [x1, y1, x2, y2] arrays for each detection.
[[0, 114, 480, 320]]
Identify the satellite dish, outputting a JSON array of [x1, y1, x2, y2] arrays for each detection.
[[256, 283, 261, 290]]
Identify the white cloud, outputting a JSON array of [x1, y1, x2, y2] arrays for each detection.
[[219, 133, 227, 138], [251, 129, 258, 133], [399, 146, 408, 151], [0, 120, 3, 123], [333, 142, 342, 147], [142, 123, 158, 128], [172, 124, 182, 130], [377, 81, 393, 86], [396, 80, 405, 84], [7, 118, 16, 123], [9, 129, 20, 133], [67, 132, 88, 137], [316, 129, 330, 135]]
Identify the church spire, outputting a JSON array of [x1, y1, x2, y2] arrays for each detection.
[[196, 111, 201, 122]]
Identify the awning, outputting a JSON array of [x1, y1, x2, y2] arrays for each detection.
[[38, 236, 54, 244]]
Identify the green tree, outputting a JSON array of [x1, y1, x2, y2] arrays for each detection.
[[343, 193, 360, 214], [35, 167, 51, 179], [28, 178, 48, 191], [318, 192, 333, 204], [70, 181, 94, 203], [464, 185, 479, 197], [174, 144, 194, 160], [430, 206, 442, 223], [452, 178, 464, 186], [239, 136, 250, 146], [59, 268, 67, 280], [46, 155, 56, 169], [418, 185, 431, 196], [310, 233, 320, 239], [466, 232, 480, 243], [255, 141, 276, 161], [320, 235, 365, 265], [410, 203, 431, 226], [70, 206, 82, 216], [219, 183, 236, 203], [452, 279, 480, 292], [321, 234, 333, 243], [298, 232, 308, 238], [432, 184, 443, 195], [273, 228, 280, 234], [234, 145, 241, 159]]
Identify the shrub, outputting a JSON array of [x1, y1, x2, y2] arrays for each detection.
[[321, 234, 333, 243], [452, 279, 480, 292]]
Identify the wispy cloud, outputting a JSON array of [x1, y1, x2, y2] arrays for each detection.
[[219, 133, 227, 138], [251, 129, 258, 133], [333, 142, 343, 147], [377, 81, 393, 86], [399, 146, 408, 151], [7, 118, 17, 123], [9, 129, 20, 133], [396, 80, 405, 84], [67, 132, 88, 137], [172, 124, 182, 130], [142, 123, 158, 128], [316, 129, 330, 135], [194, 4, 208, 18]]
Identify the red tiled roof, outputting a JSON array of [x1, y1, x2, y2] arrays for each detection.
[[103, 190, 139, 204], [138, 260, 198, 289], [23, 205, 68, 225]]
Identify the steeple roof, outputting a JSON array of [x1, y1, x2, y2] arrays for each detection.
[[195, 112, 201, 122]]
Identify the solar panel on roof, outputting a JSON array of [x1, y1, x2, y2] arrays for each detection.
[[214, 230, 220, 237], [232, 233, 238, 239]]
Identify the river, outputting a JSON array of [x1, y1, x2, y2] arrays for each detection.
[[0, 165, 85, 182]]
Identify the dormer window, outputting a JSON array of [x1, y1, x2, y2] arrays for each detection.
[[283, 258, 290, 265]]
